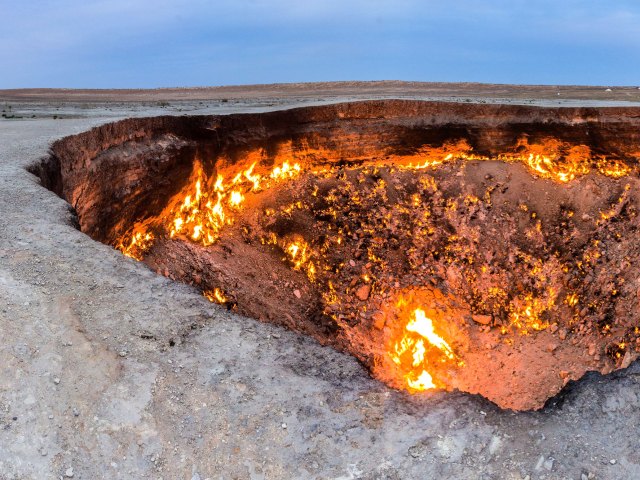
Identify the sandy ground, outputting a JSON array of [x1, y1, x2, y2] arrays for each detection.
[[1, 83, 640, 479]]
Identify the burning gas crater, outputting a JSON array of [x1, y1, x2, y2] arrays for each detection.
[[114, 137, 636, 410], [36, 101, 640, 410]]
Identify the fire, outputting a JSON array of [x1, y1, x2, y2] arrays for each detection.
[[204, 287, 227, 304], [116, 140, 633, 261], [283, 236, 317, 280], [165, 160, 300, 246], [408, 370, 436, 390], [398, 138, 629, 184], [118, 230, 155, 260], [390, 307, 460, 392], [117, 159, 304, 256], [406, 309, 455, 359], [271, 161, 301, 180]]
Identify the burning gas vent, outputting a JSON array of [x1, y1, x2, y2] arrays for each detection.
[[33, 100, 640, 410]]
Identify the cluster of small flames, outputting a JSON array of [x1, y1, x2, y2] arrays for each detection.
[[116, 140, 634, 392], [405, 138, 630, 183], [118, 160, 302, 259]]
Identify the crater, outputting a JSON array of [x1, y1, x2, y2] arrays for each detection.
[[30, 100, 640, 410]]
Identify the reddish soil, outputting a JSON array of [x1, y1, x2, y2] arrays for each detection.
[[143, 159, 640, 410]]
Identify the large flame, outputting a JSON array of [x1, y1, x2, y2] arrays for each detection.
[[390, 307, 460, 391]]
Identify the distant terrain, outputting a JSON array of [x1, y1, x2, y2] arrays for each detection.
[[2, 80, 640, 102]]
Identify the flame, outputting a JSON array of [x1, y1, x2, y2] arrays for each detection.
[[407, 370, 436, 390], [390, 307, 459, 391], [163, 160, 303, 248], [398, 139, 629, 184], [118, 230, 155, 260], [271, 161, 301, 180], [283, 237, 317, 281], [406, 308, 455, 359], [508, 290, 557, 334], [204, 287, 227, 304], [115, 140, 633, 268]]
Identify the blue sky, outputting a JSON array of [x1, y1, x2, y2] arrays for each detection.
[[1, 0, 639, 88]]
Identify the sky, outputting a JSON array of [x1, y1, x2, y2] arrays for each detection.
[[0, 0, 639, 88]]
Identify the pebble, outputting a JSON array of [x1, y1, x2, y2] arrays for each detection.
[[119, 351, 128, 357], [281, 423, 287, 429], [355, 284, 371, 301], [543, 458, 554, 471], [472, 314, 492, 325], [610, 459, 617, 464], [53, 377, 60, 385], [293, 289, 301, 299], [65, 467, 74, 478]]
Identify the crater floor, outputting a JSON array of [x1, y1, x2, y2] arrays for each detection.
[[2, 85, 640, 479]]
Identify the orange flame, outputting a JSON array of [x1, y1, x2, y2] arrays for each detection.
[[204, 287, 227, 304], [118, 230, 155, 260], [390, 307, 460, 392]]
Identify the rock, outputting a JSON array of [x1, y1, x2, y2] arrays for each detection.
[[355, 284, 371, 301], [588, 343, 597, 356], [119, 351, 128, 357], [281, 423, 287, 429], [293, 289, 301, 299], [472, 314, 492, 325], [487, 435, 502, 455], [621, 350, 636, 369], [349, 260, 356, 267], [65, 467, 74, 478], [610, 459, 617, 465], [543, 458, 554, 471], [53, 377, 60, 385], [373, 314, 385, 330], [558, 328, 567, 340], [559, 370, 569, 379]]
